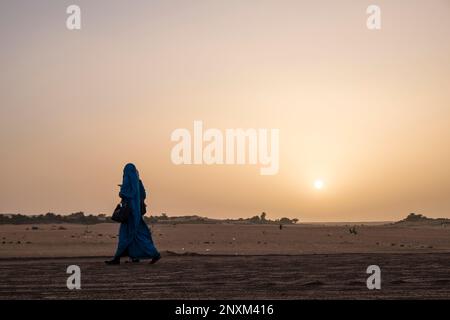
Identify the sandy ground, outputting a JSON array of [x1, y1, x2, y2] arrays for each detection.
[[0, 223, 449, 299], [0, 223, 449, 257], [0, 253, 449, 299]]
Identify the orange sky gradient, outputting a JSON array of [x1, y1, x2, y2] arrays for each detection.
[[0, 0, 449, 222]]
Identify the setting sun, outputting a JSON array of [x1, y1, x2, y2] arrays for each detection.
[[314, 180, 325, 190]]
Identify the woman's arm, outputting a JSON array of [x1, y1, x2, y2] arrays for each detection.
[[139, 180, 147, 200], [119, 174, 136, 199]]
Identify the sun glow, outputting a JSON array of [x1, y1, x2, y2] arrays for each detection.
[[314, 179, 325, 190]]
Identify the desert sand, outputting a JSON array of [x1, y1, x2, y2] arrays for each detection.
[[0, 223, 449, 299], [1, 222, 449, 257]]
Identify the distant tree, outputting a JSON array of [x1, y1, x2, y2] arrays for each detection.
[[160, 213, 168, 220], [260, 212, 267, 222], [69, 212, 85, 219], [249, 215, 261, 224], [405, 213, 426, 221], [279, 217, 292, 224]]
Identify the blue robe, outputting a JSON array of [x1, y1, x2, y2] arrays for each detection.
[[114, 163, 160, 260]]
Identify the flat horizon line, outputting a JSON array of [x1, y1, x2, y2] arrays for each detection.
[[0, 212, 397, 224]]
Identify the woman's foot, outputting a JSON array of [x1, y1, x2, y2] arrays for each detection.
[[125, 258, 140, 264], [150, 254, 161, 265], [105, 258, 120, 265]]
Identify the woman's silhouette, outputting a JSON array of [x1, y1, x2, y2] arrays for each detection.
[[105, 163, 160, 265]]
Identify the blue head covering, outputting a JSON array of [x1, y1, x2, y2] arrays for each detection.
[[120, 163, 140, 200]]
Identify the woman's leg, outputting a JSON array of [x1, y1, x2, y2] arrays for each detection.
[[106, 223, 131, 264]]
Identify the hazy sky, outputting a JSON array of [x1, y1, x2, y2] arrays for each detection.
[[0, 0, 449, 222]]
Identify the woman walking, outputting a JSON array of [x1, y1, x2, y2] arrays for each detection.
[[105, 163, 161, 265]]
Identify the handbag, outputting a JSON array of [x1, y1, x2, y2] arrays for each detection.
[[111, 201, 131, 223]]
